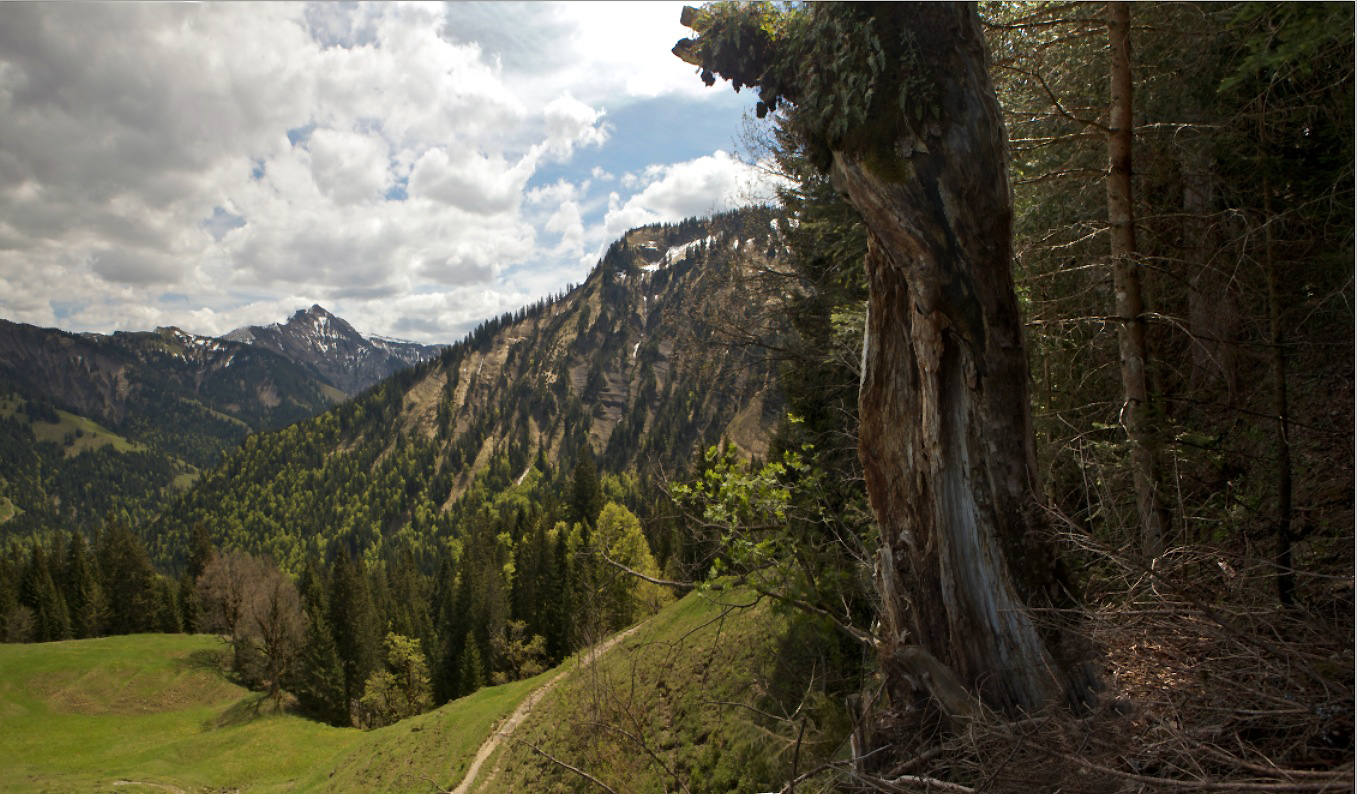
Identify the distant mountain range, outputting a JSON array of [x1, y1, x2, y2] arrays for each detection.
[[223, 305, 444, 397], [0, 307, 444, 538]]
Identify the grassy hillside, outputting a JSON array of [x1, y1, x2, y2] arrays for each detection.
[[0, 633, 542, 793], [474, 588, 856, 793], [0, 588, 853, 793], [28, 408, 144, 458]]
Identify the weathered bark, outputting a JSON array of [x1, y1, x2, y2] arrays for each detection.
[[832, 4, 1085, 715], [1106, 2, 1167, 559]]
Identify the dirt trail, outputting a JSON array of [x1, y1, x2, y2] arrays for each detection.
[[451, 622, 645, 794]]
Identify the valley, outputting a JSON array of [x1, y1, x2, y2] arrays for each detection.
[[0, 589, 805, 793], [0, 2, 1351, 792]]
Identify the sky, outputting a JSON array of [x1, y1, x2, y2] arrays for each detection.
[[0, 2, 778, 344]]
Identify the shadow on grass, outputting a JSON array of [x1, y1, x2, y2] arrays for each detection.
[[180, 647, 231, 674], [207, 692, 273, 729]]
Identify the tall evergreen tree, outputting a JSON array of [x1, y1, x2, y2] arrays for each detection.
[[97, 521, 159, 635], [186, 521, 214, 582], [288, 555, 348, 724], [570, 449, 604, 530], [64, 533, 104, 639], [177, 572, 200, 634], [153, 575, 182, 634], [19, 545, 70, 642], [457, 629, 486, 697], [290, 602, 348, 725], [329, 548, 380, 715]]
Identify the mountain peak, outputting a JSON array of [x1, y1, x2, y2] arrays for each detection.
[[222, 305, 443, 396]]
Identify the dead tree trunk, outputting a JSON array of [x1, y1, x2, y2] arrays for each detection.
[[675, 0, 1097, 720], [832, 4, 1087, 716]]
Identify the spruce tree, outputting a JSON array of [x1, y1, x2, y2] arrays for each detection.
[[290, 603, 348, 726], [570, 449, 604, 530], [64, 533, 104, 639], [97, 522, 159, 635], [187, 522, 214, 582], [153, 576, 182, 633], [431, 555, 462, 705], [177, 572, 200, 634], [457, 630, 486, 697], [329, 548, 380, 714], [19, 546, 69, 642]]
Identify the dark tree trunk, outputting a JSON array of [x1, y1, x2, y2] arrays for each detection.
[[831, 3, 1089, 716], [1106, 1, 1168, 558]]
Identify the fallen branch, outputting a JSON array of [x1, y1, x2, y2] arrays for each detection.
[[514, 737, 620, 794]]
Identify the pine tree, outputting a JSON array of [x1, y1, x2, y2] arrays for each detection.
[[329, 548, 380, 715], [457, 630, 486, 697], [97, 521, 159, 635], [289, 603, 348, 726], [570, 449, 604, 530], [431, 553, 461, 705], [19, 545, 70, 642], [177, 572, 200, 634], [187, 521, 214, 581], [64, 533, 104, 639], [153, 576, 182, 633], [0, 545, 18, 641], [544, 524, 574, 663]]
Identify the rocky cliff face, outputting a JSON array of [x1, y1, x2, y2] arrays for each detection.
[[224, 305, 444, 396], [423, 206, 788, 489]]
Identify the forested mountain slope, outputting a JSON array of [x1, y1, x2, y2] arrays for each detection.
[[0, 321, 339, 538], [150, 207, 786, 571]]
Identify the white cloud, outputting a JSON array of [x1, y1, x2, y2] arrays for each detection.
[[602, 151, 783, 240], [307, 128, 393, 205], [0, 2, 759, 343], [408, 147, 533, 214], [542, 93, 610, 160]]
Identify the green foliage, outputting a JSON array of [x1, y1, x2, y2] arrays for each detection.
[[329, 549, 381, 713], [677, 3, 935, 171], [490, 619, 547, 685], [290, 602, 348, 726], [97, 522, 161, 635], [570, 449, 604, 529], [587, 503, 672, 630], [357, 632, 431, 729]]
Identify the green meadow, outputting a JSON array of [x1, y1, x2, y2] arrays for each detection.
[[0, 633, 543, 793]]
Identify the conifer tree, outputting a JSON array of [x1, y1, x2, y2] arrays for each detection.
[[431, 554, 462, 705], [329, 548, 380, 714], [19, 545, 70, 642], [457, 629, 486, 697], [570, 449, 604, 530], [97, 521, 159, 635], [290, 602, 348, 725], [177, 572, 200, 634], [545, 523, 575, 662], [64, 533, 104, 639], [287, 555, 348, 724], [187, 521, 214, 582], [0, 546, 17, 641], [153, 576, 182, 633]]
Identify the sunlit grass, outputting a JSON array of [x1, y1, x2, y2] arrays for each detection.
[[0, 633, 549, 793]]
